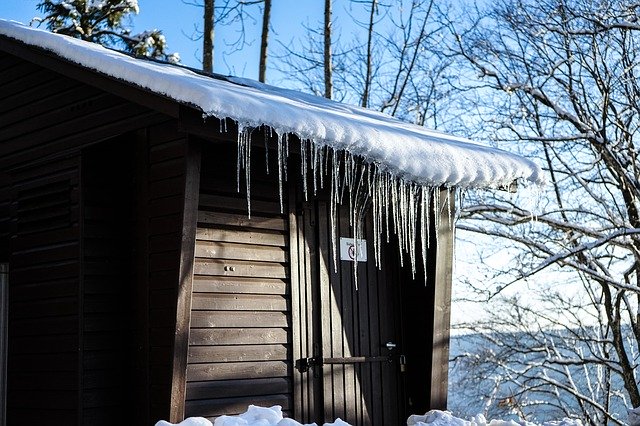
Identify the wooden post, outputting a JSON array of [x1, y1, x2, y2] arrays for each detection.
[[169, 139, 201, 422], [429, 188, 454, 410]]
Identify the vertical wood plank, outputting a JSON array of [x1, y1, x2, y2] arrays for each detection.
[[288, 186, 303, 420], [338, 208, 355, 423], [169, 139, 201, 422], [429, 189, 454, 410]]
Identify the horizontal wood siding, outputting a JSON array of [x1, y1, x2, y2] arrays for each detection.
[[185, 145, 292, 420], [81, 139, 136, 425], [0, 51, 165, 170], [1, 51, 178, 423], [7, 156, 81, 425]]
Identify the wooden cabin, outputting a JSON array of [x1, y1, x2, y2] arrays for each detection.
[[0, 20, 540, 426]]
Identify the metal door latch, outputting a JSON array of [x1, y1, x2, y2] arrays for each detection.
[[400, 354, 407, 373], [295, 357, 321, 373]]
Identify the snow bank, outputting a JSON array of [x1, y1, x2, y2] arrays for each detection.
[[0, 19, 542, 190], [155, 406, 584, 426]]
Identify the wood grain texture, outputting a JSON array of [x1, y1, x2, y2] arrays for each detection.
[[184, 143, 293, 419]]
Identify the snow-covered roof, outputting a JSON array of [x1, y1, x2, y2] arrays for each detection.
[[0, 19, 543, 189]]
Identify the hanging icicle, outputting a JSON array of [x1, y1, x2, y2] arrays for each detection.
[[233, 125, 456, 285]]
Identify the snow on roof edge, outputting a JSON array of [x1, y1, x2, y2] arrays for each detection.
[[0, 19, 544, 189]]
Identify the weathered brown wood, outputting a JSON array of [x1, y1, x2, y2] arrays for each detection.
[[304, 200, 320, 423], [169, 138, 201, 422], [338, 208, 356, 424], [193, 258, 288, 279], [367, 226, 383, 425], [149, 138, 188, 163], [191, 293, 288, 311], [186, 377, 291, 400], [186, 361, 289, 381], [1, 82, 95, 128], [1, 109, 165, 170], [0, 39, 180, 118], [190, 311, 288, 328], [196, 227, 286, 247], [195, 241, 287, 262], [189, 328, 288, 346], [188, 344, 288, 363], [0, 92, 113, 142], [192, 275, 287, 295], [316, 200, 335, 422], [429, 189, 454, 410], [198, 211, 286, 231], [288, 186, 304, 420], [199, 193, 282, 215], [185, 394, 290, 418], [149, 158, 185, 182]]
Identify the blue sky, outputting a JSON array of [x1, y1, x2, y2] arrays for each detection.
[[0, 0, 329, 82]]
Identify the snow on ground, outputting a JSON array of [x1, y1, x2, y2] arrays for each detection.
[[154, 405, 585, 426], [0, 19, 542, 190]]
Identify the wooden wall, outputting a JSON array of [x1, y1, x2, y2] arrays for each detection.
[[184, 144, 293, 420], [81, 139, 136, 425], [7, 155, 82, 425], [140, 122, 195, 423], [0, 49, 185, 425]]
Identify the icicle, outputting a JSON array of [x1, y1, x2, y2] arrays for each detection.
[[420, 186, 428, 283], [264, 128, 270, 175], [301, 139, 308, 201], [277, 134, 284, 213], [283, 133, 289, 182], [433, 189, 441, 248], [330, 148, 340, 272], [237, 126, 243, 194], [245, 130, 251, 218], [235, 127, 252, 217], [312, 143, 318, 196], [318, 146, 325, 190]]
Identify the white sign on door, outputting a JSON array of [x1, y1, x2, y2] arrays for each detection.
[[339, 237, 367, 262]]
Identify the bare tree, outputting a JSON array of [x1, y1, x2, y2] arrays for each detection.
[[183, 0, 263, 71], [443, 0, 640, 423], [358, 0, 376, 107], [324, 0, 333, 99], [203, 0, 214, 72], [258, 0, 271, 82]]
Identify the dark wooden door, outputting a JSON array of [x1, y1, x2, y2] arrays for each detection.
[[291, 197, 406, 426]]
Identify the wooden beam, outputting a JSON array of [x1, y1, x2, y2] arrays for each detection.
[[169, 138, 201, 422], [429, 188, 454, 410]]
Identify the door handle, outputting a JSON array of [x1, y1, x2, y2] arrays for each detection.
[[385, 342, 396, 350]]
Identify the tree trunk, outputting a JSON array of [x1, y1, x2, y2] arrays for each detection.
[[324, 0, 333, 99], [203, 0, 214, 73], [361, 0, 376, 108], [259, 0, 271, 83]]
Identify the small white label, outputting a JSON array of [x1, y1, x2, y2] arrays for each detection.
[[340, 237, 367, 262]]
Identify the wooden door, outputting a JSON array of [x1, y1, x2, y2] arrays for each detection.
[[290, 197, 406, 426]]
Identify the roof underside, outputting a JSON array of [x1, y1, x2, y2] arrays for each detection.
[[0, 19, 543, 190]]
